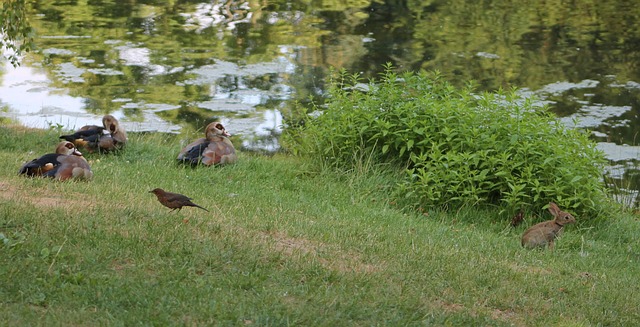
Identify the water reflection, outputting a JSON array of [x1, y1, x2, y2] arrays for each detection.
[[0, 62, 181, 132], [181, 2, 253, 32], [0, 0, 638, 204]]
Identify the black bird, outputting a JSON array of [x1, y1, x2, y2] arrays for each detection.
[[149, 188, 209, 212]]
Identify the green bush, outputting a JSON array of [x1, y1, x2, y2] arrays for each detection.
[[284, 65, 609, 218]]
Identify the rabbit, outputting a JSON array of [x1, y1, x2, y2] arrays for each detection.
[[521, 202, 576, 249]]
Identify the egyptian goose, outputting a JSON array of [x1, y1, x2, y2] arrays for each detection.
[[60, 114, 127, 153], [177, 122, 237, 166], [19, 141, 93, 181]]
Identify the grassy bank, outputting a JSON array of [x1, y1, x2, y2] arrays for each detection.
[[1, 126, 639, 326]]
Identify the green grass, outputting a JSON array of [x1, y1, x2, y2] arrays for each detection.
[[1, 126, 640, 326]]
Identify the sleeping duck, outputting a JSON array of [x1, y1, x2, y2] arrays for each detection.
[[177, 122, 237, 166], [19, 141, 93, 181], [60, 114, 127, 153]]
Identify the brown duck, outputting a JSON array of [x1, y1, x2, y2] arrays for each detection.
[[19, 141, 93, 181], [177, 122, 237, 166], [149, 188, 209, 212], [60, 114, 127, 153]]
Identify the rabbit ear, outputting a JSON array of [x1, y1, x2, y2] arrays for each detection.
[[548, 202, 561, 216]]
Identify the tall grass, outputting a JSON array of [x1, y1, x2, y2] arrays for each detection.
[[1, 126, 639, 326]]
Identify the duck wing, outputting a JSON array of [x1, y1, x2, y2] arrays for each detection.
[[177, 138, 209, 165], [18, 153, 61, 176], [202, 138, 237, 165]]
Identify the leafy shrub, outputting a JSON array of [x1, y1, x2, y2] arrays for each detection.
[[283, 65, 609, 218]]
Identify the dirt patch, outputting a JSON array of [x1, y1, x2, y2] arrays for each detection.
[[430, 298, 525, 326], [491, 308, 519, 323], [0, 178, 95, 210], [269, 230, 319, 256], [433, 299, 466, 313], [110, 258, 135, 272], [0, 181, 15, 196], [508, 262, 552, 275], [261, 230, 383, 274]]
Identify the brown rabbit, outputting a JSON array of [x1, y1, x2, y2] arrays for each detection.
[[521, 202, 576, 249]]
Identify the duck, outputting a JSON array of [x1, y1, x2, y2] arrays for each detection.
[[59, 114, 127, 153], [177, 122, 237, 166], [19, 141, 93, 181]]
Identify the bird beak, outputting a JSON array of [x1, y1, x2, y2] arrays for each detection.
[[223, 131, 231, 137], [73, 149, 83, 156]]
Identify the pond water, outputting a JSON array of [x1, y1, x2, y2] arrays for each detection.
[[1, 1, 639, 205]]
